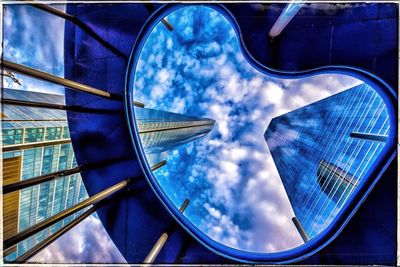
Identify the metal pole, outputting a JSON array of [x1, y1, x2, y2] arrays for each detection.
[[2, 97, 144, 111], [13, 206, 97, 263], [4, 179, 130, 249], [3, 139, 71, 152], [4, 165, 81, 194], [3, 157, 125, 194], [350, 132, 388, 142], [269, 2, 304, 38], [144, 4, 173, 32], [1, 98, 123, 114], [134, 101, 145, 108], [29, 2, 126, 58], [161, 19, 174, 32], [151, 160, 167, 171], [143, 199, 190, 264], [292, 217, 310, 243], [2, 60, 115, 99]]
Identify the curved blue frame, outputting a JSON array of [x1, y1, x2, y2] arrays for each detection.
[[124, 4, 397, 263]]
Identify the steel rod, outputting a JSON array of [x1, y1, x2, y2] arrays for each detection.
[[269, 2, 304, 38], [2, 97, 144, 111], [1, 98, 125, 114], [350, 132, 388, 142], [292, 217, 310, 243], [161, 19, 174, 31], [4, 179, 130, 249], [1, 60, 118, 99], [29, 3, 126, 58], [2, 119, 67, 122], [13, 206, 97, 263], [3, 158, 125, 194], [3, 245, 17, 258], [3, 165, 81, 194], [178, 199, 190, 213], [144, 4, 173, 32], [143, 199, 190, 264], [3, 139, 71, 152], [151, 160, 167, 171]]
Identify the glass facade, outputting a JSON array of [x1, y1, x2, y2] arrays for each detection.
[[2, 88, 88, 260], [135, 107, 214, 166], [264, 83, 391, 239]]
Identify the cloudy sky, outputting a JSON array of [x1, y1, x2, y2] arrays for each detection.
[[134, 6, 361, 253], [3, 4, 125, 263], [3, 3, 363, 262]]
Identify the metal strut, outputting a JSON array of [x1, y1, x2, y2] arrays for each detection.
[[143, 199, 190, 264], [3, 157, 126, 194], [29, 3, 127, 59], [1, 60, 145, 107], [3, 179, 130, 250]]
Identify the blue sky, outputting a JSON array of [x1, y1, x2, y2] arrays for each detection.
[[134, 6, 362, 253], [3, 4, 125, 263], [4, 3, 363, 261]]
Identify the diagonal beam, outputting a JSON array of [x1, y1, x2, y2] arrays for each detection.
[[3, 157, 126, 194], [269, 2, 304, 38], [1, 98, 124, 114], [1, 60, 121, 100], [29, 3, 127, 58], [350, 132, 388, 142], [292, 217, 310, 243], [143, 199, 190, 264], [3, 179, 130, 249], [3, 139, 71, 152], [12, 206, 97, 263]]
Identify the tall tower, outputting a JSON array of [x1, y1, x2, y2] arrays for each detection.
[[134, 107, 214, 165], [264, 83, 391, 239], [2, 88, 87, 260]]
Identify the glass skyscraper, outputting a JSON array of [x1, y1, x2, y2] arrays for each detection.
[[134, 107, 214, 166], [2, 88, 88, 260], [264, 83, 391, 239]]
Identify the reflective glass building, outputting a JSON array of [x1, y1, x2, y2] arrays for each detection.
[[2, 88, 88, 260], [135, 107, 214, 165], [264, 83, 391, 239]]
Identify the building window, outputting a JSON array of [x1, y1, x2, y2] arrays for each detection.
[[62, 126, 70, 139], [2, 129, 23, 145], [24, 128, 44, 143], [45, 127, 62, 141]]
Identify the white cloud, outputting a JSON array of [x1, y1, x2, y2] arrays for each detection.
[[29, 214, 126, 263], [134, 6, 365, 254]]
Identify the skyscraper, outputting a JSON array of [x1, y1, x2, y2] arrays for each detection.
[[2, 88, 88, 260], [134, 107, 215, 166], [265, 83, 391, 239]]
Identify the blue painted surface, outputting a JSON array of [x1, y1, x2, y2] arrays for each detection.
[[64, 4, 228, 263], [64, 3, 397, 264], [225, 3, 398, 90]]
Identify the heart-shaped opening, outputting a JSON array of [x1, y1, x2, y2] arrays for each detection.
[[125, 4, 396, 262]]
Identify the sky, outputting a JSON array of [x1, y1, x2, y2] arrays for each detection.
[[3, 2, 363, 262], [133, 6, 362, 253], [3, 4, 65, 95], [3, 4, 125, 263]]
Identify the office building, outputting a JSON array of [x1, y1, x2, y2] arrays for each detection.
[[265, 83, 391, 239], [2, 88, 88, 260], [134, 107, 215, 166]]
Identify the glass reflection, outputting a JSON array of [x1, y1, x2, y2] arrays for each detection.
[[131, 6, 391, 253]]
